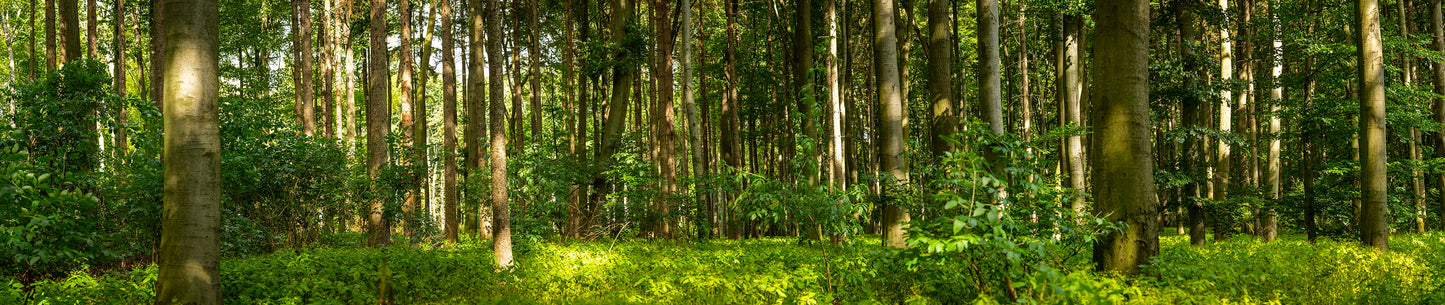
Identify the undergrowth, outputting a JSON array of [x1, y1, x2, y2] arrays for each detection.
[[7, 233, 1445, 304]]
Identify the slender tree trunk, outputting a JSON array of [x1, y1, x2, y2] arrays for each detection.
[[723, 0, 742, 239], [1399, 0, 1426, 234], [1177, 5, 1207, 245], [366, 0, 392, 248], [292, 0, 314, 135], [342, 0, 356, 146], [466, 0, 485, 172], [154, 0, 220, 301], [486, 0, 513, 267], [651, 0, 678, 237], [568, 0, 588, 239], [1214, 0, 1234, 241], [828, 0, 847, 191], [978, 0, 1003, 135], [29, 0, 36, 79], [1091, 0, 1156, 273], [113, 0, 127, 150], [593, 0, 635, 210], [1262, 0, 1282, 241], [441, 0, 460, 243], [417, 0, 438, 230], [926, 0, 953, 157], [321, 0, 335, 138], [86, 0, 95, 57], [398, 0, 416, 236], [1358, 0, 1389, 251], [61, 0, 79, 62], [148, 0, 162, 109], [795, 0, 817, 183], [46, 0, 54, 69], [681, 0, 708, 236], [1433, 0, 1445, 232], [1017, 3, 1031, 147], [529, 0, 541, 140], [1057, 14, 1086, 213], [874, 0, 908, 248]]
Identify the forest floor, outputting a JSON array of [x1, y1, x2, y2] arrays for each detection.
[[10, 232, 1445, 304]]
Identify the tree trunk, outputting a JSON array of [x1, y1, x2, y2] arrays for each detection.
[[1400, 0, 1426, 234], [366, 0, 392, 248], [321, 0, 335, 138], [417, 0, 438, 231], [1091, 0, 1156, 273], [795, 0, 816, 183], [86, 0, 95, 57], [45, 0, 54, 70], [1057, 13, 1086, 214], [681, 0, 708, 237], [1262, 0, 1282, 241], [293, 0, 314, 135], [398, 0, 416, 236], [342, 0, 356, 146], [1357, 0, 1389, 251], [113, 0, 127, 150], [652, 0, 677, 237], [1433, 0, 1445, 232], [486, 0, 513, 267], [529, 0, 541, 141], [467, 0, 486, 172], [1177, 5, 1206, 245], [155, 0, 220, 302], [874, 0, 908, 248], [148, 0, 163, 108], [978, 0, 1003, 135], [61, 0, 79, 62], [723, 0, 742, 239], [593, 0, 635, 211], [926, 0, 953, 157], [1214, 0, 1234, 242], [441, 0, 460, 243]]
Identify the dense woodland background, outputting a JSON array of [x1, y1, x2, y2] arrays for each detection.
[[4, 0, 1445, 302]]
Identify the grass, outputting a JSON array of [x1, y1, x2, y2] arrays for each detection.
[[8, 233, 1445, 304]]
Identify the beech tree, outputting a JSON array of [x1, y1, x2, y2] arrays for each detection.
[[154, 0, 221, 302]]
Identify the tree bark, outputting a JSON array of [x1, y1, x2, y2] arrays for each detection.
[[722, 0, 742, 239], [926, 0, 953, 157], [1177, 5, 1206, 245], [87, 0, 95, 57], [441, 0, 460, 243], [795, 0, 816, 183], [874, 0, 908, 248], [486, 0, 513, 267], [1357, 0, 1389, 251], [1262, 0, 1282, 241], [114, 0, 127, 149], [45, 0, 54, 69], [61, 0, 79, 62], [828, 0, 846, 190], [1400, 0, 1425, 234], [398, 0, 416, 236], [1433, 0, 1445, 232], [529, 0, 541, 141], [1214, 0, 1234, 241], [1091, 0, 1157, 273], [294, 0, 315, 135], [978, 0, 1003, 135], [1059, 14, 1086, 214], [366, 0, 392, 248], [155, 0, 220, 302], [592, 0, 635, 210]]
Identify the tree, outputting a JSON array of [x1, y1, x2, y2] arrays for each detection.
[[1356, 0, 1388, 251], [1434, 0, 1445, 231], [926, 0, 952, 156], [874, 0, 908, 248], [154, 0, 221, 302], [1058, 12, 1086, 213], [366, 0, 392, 248], [592, 0, 634, 209], [1177, 2, 1207, 245], [398, 0, 415, 234], [86, 0, 95, 57], [441, 0, 460, 243], [45, 0, 53, 69], [826, 0, 845, 189], [486, 0, 513, 267], [978, 0, 1003, 135], [650, 0, 678, 237], [293, 0, 314, 135], [1091, 0, 1157, 273], [61, 0, 78, 62], [150, 0, 164, 108], [1214, 0, 1234, 240]]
